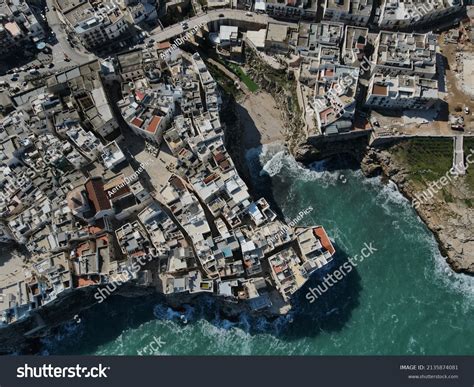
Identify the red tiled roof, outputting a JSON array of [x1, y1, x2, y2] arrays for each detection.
[[213, 152, 225, 162], [77, 277, 99, 287], [131, 116, 144, 128], [314, 227, 335, 255], [203, 173, 217, 184], [320, 107, 334, 123], [76, 241, 92, 257], [372, 84, 388, 96], [85, 178, 111, 213], [105, 177, 131, 200], [325, 68, 334, 77], [135, 91, 145, 101], [219, 160, 231, 171], [158, 42, 171, 50], [88, 225, 103, 234], [146, 115, 161, 133]]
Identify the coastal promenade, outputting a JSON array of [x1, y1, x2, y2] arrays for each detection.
[[453, 135, 467, 174]]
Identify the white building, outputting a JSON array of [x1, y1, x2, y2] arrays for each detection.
[[365, 73, 439, 110], [63, 1, 129, 50], [264, 0, 317, 20], [119, 88, 176, 144], [322, 0, 374, 26], [378, 0, 464, 30], [373, 31, 438, 79], [101, 141, 126, 169]]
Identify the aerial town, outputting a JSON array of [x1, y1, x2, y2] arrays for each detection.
[[0, 0, 472, 335]]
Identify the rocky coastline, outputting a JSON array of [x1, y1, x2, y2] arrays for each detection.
[[0, 279, 287, 355], [360, 147, 474, 276]]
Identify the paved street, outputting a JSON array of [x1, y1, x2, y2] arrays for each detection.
[[148, 9, 295, 43], [453, 134, 466, 174], [0, 0, 94, 88], [45, 0, 94, 66]]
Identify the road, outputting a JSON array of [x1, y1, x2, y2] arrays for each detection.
[[148, 9, 295, 43], [0, 8, 291, 90], [45, 0, 94, 66], [0, 0, 93, 88]]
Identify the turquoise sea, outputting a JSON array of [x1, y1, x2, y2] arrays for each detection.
[[40, 144, 474, 355]]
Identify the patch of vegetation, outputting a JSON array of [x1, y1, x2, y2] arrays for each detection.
[[225, 62, 259, 92], [206, 61, 242, 98], [391, 137, 474, 208], [246, 53, 300, 116], [391, 138, 453, 184]]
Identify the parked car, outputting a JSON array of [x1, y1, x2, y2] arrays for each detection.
[[464, 106, 470, 115]]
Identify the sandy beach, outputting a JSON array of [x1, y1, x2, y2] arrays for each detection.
[[237, 91, 286, 149]]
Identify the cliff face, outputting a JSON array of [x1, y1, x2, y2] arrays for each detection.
[[0, 284, 156, 355], [361, 148, 474, 275], [0, 283, 286, 354], [244, 50, 306, 154], [293, 133, 370, 163]]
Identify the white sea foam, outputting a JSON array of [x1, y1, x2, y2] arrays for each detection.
[[246, 144, 345, 187], [420, 229, 474, 306]]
